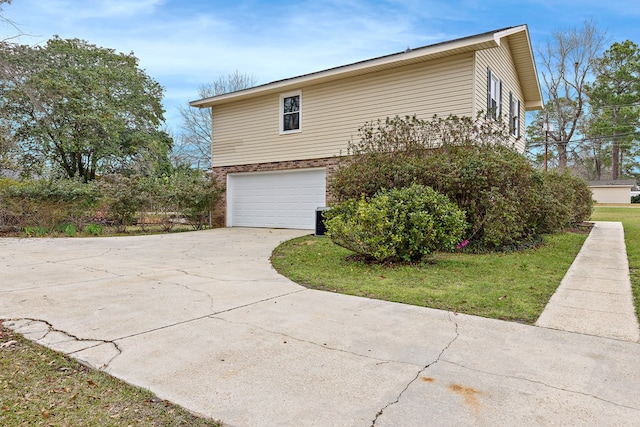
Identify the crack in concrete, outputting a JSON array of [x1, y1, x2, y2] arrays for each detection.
[[3, 317, 123, 369], [370, 311, 460, 427], [209, 315, 418, 366], [1, 246, 114, 268], [135, 272, 219, 313], [175, 268, 292, 284], [440, 359, 640, 412], [104, 288, 308, 343], [0, 273, 123, 294], [50, 248, 116, 265], [535, 324, 640, 344]]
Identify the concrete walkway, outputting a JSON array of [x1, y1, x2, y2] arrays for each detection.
[[1, 227, 640, 426], [536, 221, 640, 342]]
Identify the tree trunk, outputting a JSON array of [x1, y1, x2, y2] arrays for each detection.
[[612, 135, 619, 180], [557, 141, 568, 169]]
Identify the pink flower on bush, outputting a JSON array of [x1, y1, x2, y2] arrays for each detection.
[[456, 239, 469, 249]]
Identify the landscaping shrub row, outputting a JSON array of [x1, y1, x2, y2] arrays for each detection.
[[326, 115, 593, 259], [0, 172, 223, 235]]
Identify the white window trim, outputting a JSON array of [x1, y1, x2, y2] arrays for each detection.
[[509, 93, 520, 138], [487, 68, 502, 120], [279, 90, 302, 135]]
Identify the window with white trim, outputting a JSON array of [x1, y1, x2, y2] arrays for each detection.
[[280, 91, 301, 134], [487, 68, 502, 120], [509, 92, 520, 137]]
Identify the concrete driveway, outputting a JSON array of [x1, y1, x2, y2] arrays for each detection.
[[1, 228, 639, 426]]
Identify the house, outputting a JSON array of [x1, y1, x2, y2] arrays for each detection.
[[588, 180, 637, 204], [190, 25, 543, 229]]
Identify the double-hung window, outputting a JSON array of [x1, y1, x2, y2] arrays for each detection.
[[509, 92, 520, 137], [280, 90, 301, 134], [487, 68, 502, 120]]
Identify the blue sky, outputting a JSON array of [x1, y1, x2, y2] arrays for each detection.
[[2, 0, 639, 133]]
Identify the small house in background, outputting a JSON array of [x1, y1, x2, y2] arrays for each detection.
[[588, 180, 637, 204], [191, 25, 543, 229]]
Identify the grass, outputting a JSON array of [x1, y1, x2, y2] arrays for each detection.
[[0, 224, 201, 238], [274, 206, 640, 325], [272, 231, 588, 324], [590, 205, 640, 323], [0, 322, 222, 427]]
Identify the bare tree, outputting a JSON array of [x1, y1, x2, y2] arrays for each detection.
[[531, 20, 608, 169], [0, 1, 24, 42], [0, 0, 23, 173], [175, 70, 257, 168]]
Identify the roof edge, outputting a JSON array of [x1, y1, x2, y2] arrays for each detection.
[[190, 26, 526, 108]]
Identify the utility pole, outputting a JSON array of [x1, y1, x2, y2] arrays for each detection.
[[543, 112, 552, 172]]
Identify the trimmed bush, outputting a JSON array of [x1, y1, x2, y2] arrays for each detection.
[[325, 184, 467, 262], [536, 171, 593, 233], [566, 175, 594, 223]]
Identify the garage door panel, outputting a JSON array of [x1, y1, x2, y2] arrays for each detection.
[[228, 169, 326, 229]]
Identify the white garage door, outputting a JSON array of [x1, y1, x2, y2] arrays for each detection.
[[227, 168, 326, 229]]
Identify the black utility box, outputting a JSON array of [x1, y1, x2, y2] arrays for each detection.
[[315, 207, 330, 236]]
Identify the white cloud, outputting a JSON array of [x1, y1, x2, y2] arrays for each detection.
[[4, 0, 639, 132], [0, 0, 485, 129]]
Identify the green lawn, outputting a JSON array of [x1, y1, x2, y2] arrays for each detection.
[[590, 205, 640, 323], [273, 206, 640, 325], [272, 231, 588, 324]]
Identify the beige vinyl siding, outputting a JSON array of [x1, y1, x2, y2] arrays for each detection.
[[474, 38, 527, 152], [212, 53, 475, 167]]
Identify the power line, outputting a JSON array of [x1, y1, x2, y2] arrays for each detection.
[[527, 131, 639, 148], [588, 102, 640, 110]]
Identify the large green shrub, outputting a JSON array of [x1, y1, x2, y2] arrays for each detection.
[[564, 173, 594, 223], [325, 184, 467, 262], [330, 114, 592, 251], [535, 171, 593, 233]]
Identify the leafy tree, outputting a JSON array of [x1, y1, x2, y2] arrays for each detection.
[[528, 20, 608, 169], [0, 37, 167, 180], [175, 70, 257, 168], [0, 0, 19, 171], [105, 129, 174, 177], [586, 40, 640, 180]]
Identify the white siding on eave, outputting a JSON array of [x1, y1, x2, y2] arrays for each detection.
[[474, 39, 527, 152], [211, 53, 475, 167]]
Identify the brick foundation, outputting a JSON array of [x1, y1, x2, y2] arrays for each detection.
[[211, 157, 341, 227]]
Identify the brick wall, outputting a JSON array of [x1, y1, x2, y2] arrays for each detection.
[[211, 157, 341, 227]]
